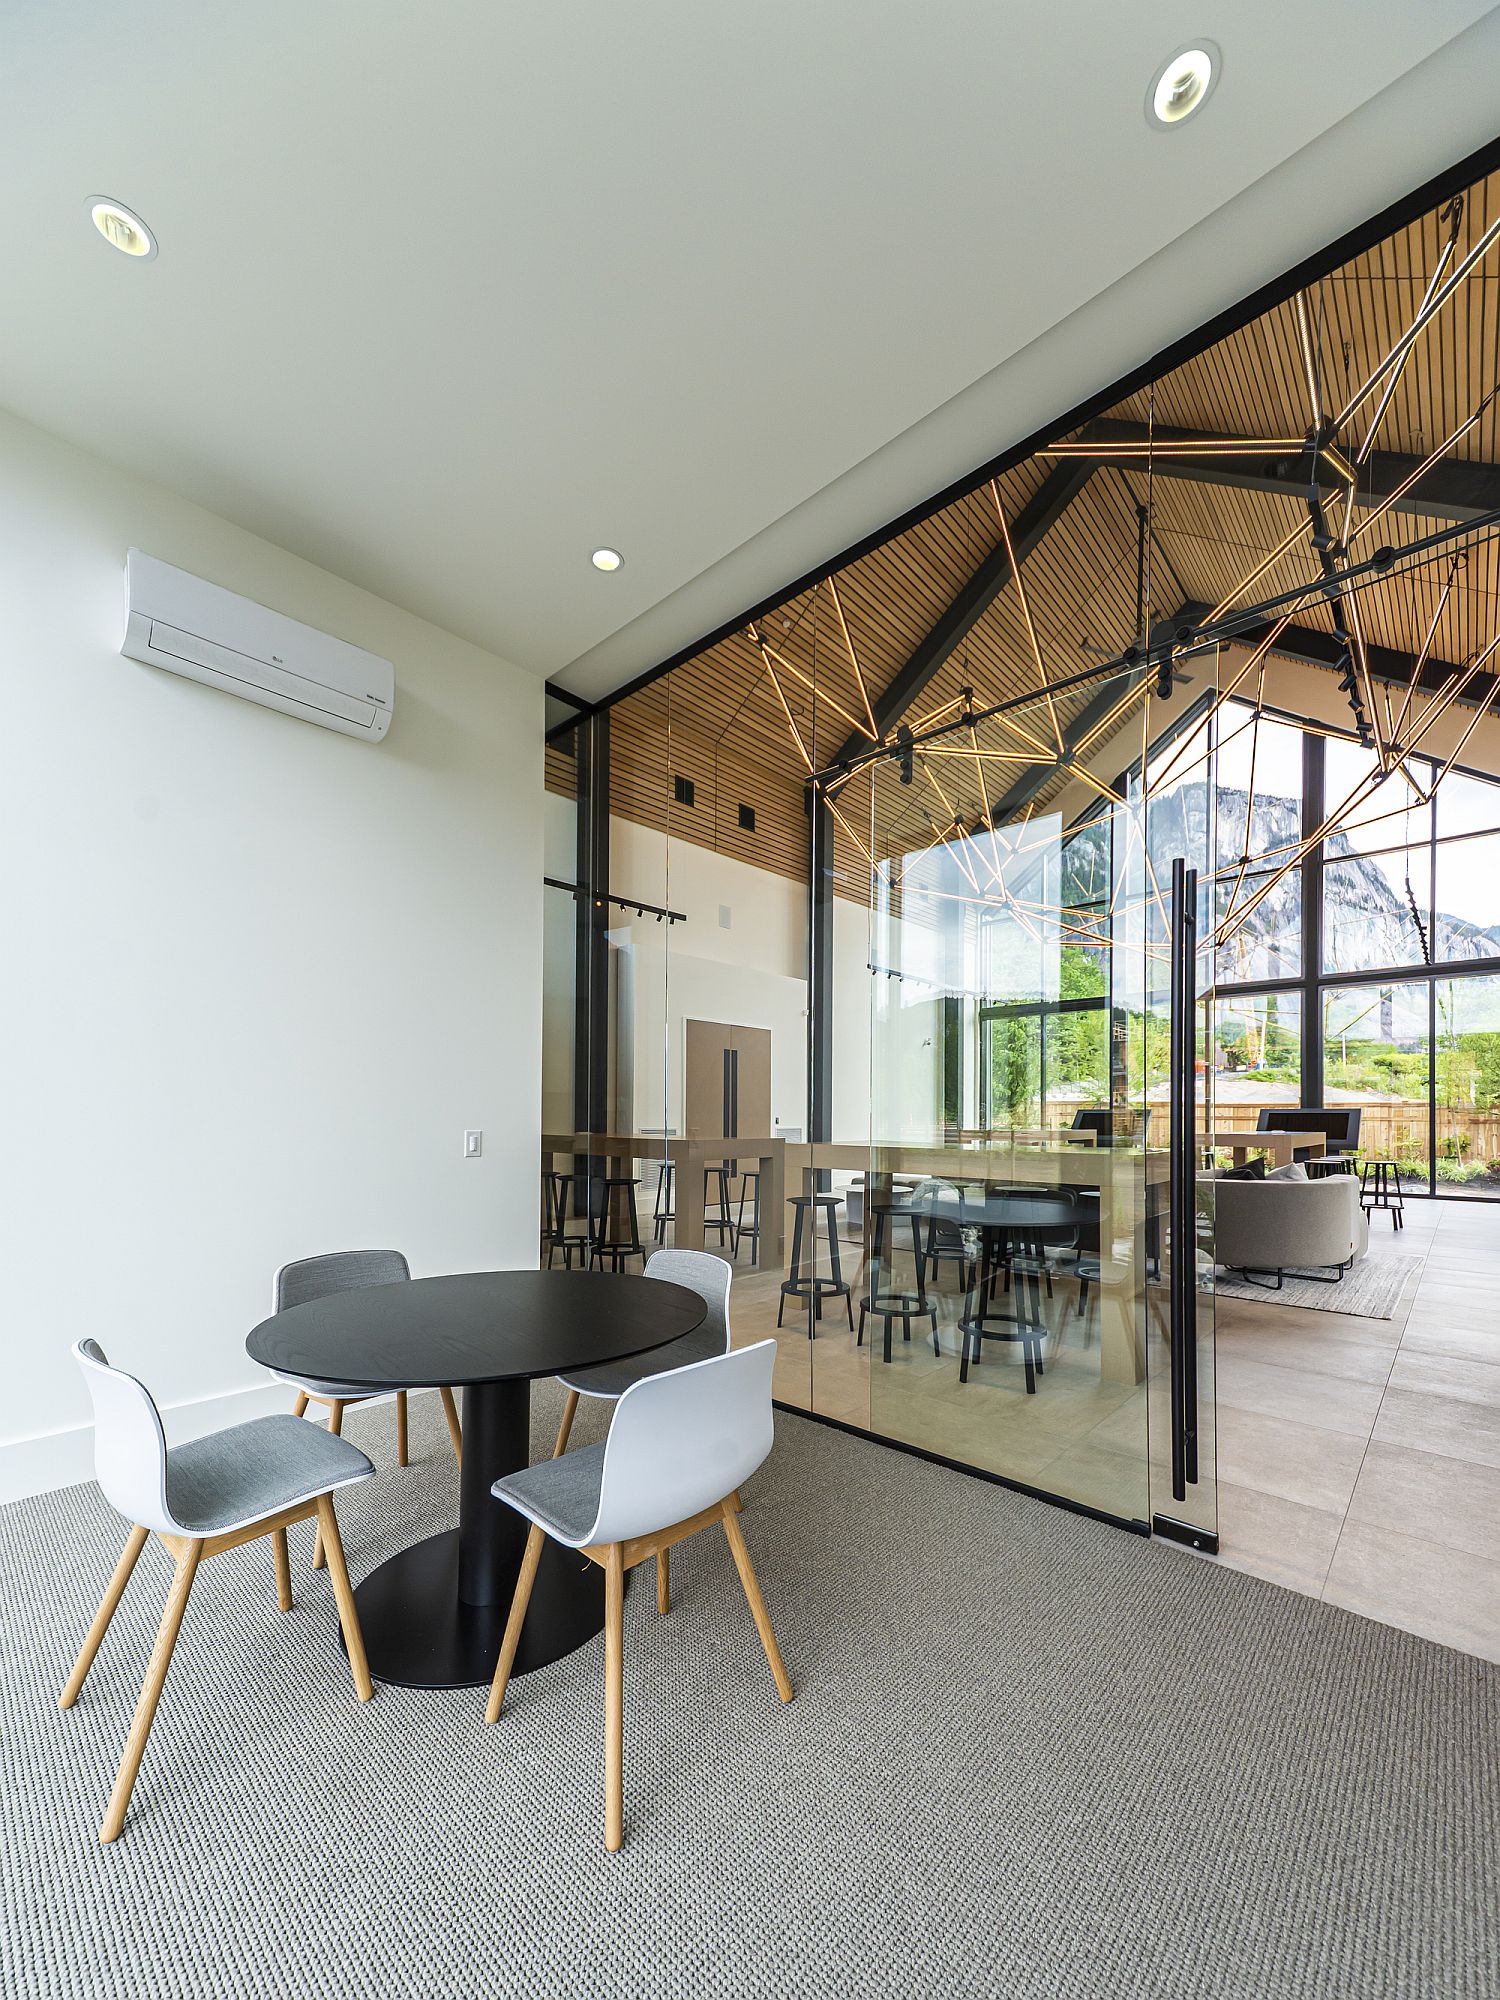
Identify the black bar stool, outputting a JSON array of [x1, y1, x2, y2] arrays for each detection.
[[542, 1170, 589, 1269], [733, 1169, 761, 1263], [652, 1161, 675, 1245], [704, 1163, 734, 1247], [1360, 1158, 1405, 1230], [859, 1202, 938, 1362], [957, 1196, 1076, 1393], [778, 1193, 852, 1333], [588, 1174, 646, 1271]]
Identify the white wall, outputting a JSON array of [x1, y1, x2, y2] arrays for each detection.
[[0, 411, 543, 1499]]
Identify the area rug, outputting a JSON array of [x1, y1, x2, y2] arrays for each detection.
[[1214, 1251, 1423, 1318]]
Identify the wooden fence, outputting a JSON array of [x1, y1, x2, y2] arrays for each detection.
[[1213, 1100, 1500, 1167]]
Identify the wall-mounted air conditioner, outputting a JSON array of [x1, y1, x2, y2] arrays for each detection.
[[121, 549, 395, 741]]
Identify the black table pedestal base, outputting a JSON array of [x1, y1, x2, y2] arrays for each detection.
[[349, 1527, 606, 1689]]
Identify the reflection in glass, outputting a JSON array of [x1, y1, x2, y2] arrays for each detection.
[[1433, 832, 1500, 961], [1323, 852, 1431, 973], [1435, 767, 1500, 840], [1324, 740, 1432, 852]]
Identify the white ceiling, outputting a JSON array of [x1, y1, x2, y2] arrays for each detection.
[[6, 2, 1500, 701]]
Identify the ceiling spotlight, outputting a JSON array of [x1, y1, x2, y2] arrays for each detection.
[[89, 198, 157, 259], [591, 548, 623, 573], [1147, 45, 1218, 128]]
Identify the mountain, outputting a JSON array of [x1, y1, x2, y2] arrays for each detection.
[[1142, 781, 1500, 977]]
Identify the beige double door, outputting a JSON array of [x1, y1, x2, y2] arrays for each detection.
[[684, 1020, 771, 1150]]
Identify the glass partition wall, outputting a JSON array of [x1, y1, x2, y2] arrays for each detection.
[[543, 150, 1500, 1543]]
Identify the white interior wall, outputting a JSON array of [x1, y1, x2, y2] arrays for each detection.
[[0, 410, 543, 1500], [602, 819, 876, 1144]]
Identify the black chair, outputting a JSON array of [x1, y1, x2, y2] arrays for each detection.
[[1255, 1107, 1362, 1175], [924, 1182, 979, 1290], [1070, 1107, 1151, 1143]]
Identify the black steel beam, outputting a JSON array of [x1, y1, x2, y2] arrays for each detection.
[[985, 613, 1183, 823], [826, 460, 1093, 768], [1301, 728, 1325, 1107], [1173, 601, 1497, 711], [986, 595, 1494, 829], [1072, 419, 1500, 525], [573, 709, 611, 1144], [808, 786, 834, 1150]]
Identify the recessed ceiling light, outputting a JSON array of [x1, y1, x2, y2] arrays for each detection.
[[1147, 44, 1219, 128], [591, 548, 623, 572], [89, 197, 157, 259]]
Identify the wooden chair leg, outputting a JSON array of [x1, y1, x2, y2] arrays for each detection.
[[720, 1503, 793, 1703], [438, 1386, 463, 1466], [484, 1521, 546, 1724], [271, 1527, 293, 1612], [552, 1389, 580, 1458], [657, 1547, 670, 1615], [60, 1524, 149, 1709], [100, 1540, 202, 1843], [396, 1390, 409, 1467], [314, 1495, 371, 1701], [604, 1543, 625, 1852], [312, 1401, 345, 1570], [292, 1391, 310, 1419]]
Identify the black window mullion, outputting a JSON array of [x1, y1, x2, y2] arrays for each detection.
[[1302, 728, 1325, 1106]]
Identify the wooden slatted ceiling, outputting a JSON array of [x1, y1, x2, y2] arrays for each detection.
[[550, 165, 1500, 899], [1101, 172, 1500, 468]]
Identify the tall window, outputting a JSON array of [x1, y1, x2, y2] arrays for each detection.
[[1187, 704, 1500, 1198]]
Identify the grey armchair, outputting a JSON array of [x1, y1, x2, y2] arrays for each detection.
[[1210, 1170, 1368, 1288]]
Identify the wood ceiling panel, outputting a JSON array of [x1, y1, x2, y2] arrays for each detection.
[[573, 164, 1500, 904]]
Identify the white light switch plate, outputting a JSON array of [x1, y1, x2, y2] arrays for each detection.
[[463, 1129, 483, 1158]]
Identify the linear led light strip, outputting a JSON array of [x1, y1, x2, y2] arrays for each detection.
[[772, 189, 1500, 900]]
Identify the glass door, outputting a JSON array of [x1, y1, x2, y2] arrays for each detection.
[[856, 696, 1155, 1527], [1137, 664, 1220, 1552]]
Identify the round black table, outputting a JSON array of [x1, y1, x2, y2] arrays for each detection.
[[246, 1270, 705, 1689]]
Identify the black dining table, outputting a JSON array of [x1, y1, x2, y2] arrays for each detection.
[[246, 1269, 705, 1689]]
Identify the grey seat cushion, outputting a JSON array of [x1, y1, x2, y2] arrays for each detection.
[[558, 1323, 724, 1400], [492, 1443, 605, 1547], [165, 1415, 374, 1534], [270, 1370, 389, 1401]]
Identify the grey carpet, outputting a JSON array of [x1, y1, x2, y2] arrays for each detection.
[[3, 1387, 1498, 2000], [1214, 1251, 1423, 1317]]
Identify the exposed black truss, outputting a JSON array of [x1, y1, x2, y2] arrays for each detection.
[[825, 461, 1092, 766], [1068, 418, 1500, 524], [980, 595, 1498, 823], [1175, 601, 1499, 712]]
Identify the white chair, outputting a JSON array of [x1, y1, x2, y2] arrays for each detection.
[[270, 1250, 463, 1569], [60, 1338, 376, 1843], [551, 1246, 732, 1460], [486, 1339, 791, 1851]]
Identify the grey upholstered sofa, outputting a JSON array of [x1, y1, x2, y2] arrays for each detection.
[[1208, 1167, 1369, 1288]]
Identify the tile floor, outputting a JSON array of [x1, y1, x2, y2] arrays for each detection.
[[1212, 1197, 1500, 1662], [706, 1190, 1500, 1664]]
